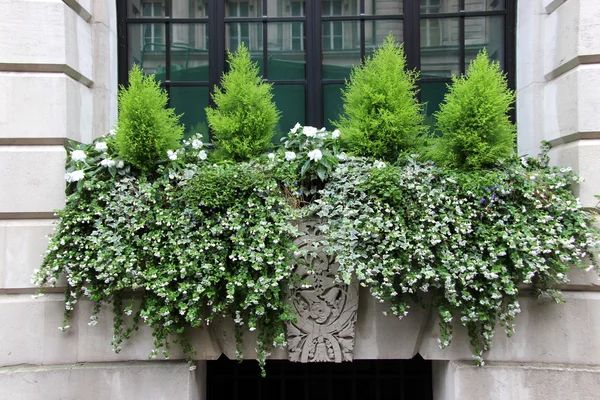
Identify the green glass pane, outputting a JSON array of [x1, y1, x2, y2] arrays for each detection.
[[128, 24, 166, 76], [267, 22, 306, 80], [464, 16, 505, 72], [420, 17, 460, 78], [420, 81, 449, 129], [322, 21, 360, 80], [272, 85, 305, 144], [365, 20, 404, 57], [420, 0, 459, 14], [170, 86, 210, 141], [170, 24, 209, 82], [323, 84, 344, 130]]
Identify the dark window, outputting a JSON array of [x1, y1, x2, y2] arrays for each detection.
[[117, 0, 516, 136], [207, 354, 434, 400]]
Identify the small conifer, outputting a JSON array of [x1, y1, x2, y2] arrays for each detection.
[[335, 34, 425, 162], [430, 49, 516, 169], [206, 43, 280, 161], [115, 65, 183, 173]]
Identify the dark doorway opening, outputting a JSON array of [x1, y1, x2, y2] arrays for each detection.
[[207, 354, 433, 400]]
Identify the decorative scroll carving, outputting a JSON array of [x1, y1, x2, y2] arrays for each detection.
[[286, 219, 359, 363]]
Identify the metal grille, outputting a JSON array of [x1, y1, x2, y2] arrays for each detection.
[[207, 355, 433, 400]]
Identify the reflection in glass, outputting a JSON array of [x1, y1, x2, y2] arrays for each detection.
[[364, 0, 403, 15], [465, 0, 505, 11], [419, 0, 459, 14], [365, 20, 404, 57], [323, 84, 345, 130], [128, 24, 166, 75], [128, 0, 165, 18], [464, 16, 504, 71], [171, 24, 209, 82], [322, 21, 360, 80], [420, 18, 460, 78], [272, 85, 305, 143], [269, 0, 305, 17], [267, 23, 306, 80], [225, 0, 262, 17], [172, 0, 210, 18], [170, 86, 210, 141]]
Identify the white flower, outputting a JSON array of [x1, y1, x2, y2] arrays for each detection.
[[285, 151, 296, 161], [167, 150, 178, 161], [303, 126, 317, 137], [100, 158, 116, 168], [268, 153, 275, 161], [331, 129, 341, 139], [116, 160, 124, 169], [307, 149, 323, 162], [95, 142, 108, 153], [71, 150, 87, 162], [108, 129, 116, 136], [290, 122, 302, 134], [191, 139, 203, 149], [65, 170, 85, 182], [336, 152, 348, 161], [198, 150, 207, 160], [373, 160, 386, 169]]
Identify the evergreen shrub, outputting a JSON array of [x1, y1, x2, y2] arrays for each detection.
[[335, 34, 425, 162], [206, 43, 280, 161], [429, 49, 516, 169], [115, 65, 183, 173]]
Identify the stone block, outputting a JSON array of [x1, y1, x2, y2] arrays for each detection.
[[63, 0, 92, 21], [543, 65, 600, 142], [420, 292, 600, 365], [516, 17, 545, 90], [0, 219, 55, 289], [432, 360, 600, 400], [0, 146, 66, 215], [544, 0, 600, 80], [0, 0, 92, 84], [548, 139, 600, 207], [91, 0, 117, 33], [516, 82, 545, 157], [0, 72, 93, 142], [0, 361, 206, 400]]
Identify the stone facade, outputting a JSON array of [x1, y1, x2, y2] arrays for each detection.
[[0, 1, 599, 399]]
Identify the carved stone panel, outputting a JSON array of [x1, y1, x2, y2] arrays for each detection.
[[286, 219, 359, 363]]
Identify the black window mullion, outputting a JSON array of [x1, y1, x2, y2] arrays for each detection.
[[117, 0, 128, 87], [459, 0, 466, 75], [405, 0, 420, 72], [306, 0, 323, 128], [262, 0, 268, 80]]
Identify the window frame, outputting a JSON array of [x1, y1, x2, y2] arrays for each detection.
[[117, 0, 516, 131]]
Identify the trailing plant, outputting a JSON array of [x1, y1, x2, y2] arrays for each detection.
[[115, 65, 184, 172], [313, 145, 600, 364], [33, 133, 303, 374], [428, 49, 516, 169], [206, 43, 281, 161], [335, 34, 426, 162]]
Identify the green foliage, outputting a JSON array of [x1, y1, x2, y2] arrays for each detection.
[[335, 34, 425, 162], [429, 49, 516, 169], [313, 148, 599, 364], [206, 43, 280, 161], [115, 65, 184, 173]]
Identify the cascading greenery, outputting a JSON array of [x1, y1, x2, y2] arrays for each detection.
[[206, 43, 281, 162], [335, 34, 426, 162], [34, 44, 600, 374]]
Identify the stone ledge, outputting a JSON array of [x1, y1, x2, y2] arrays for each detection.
[[0, 361, 206, 400], [421, 292, 600, 365], [433, 360, 600, 400]]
